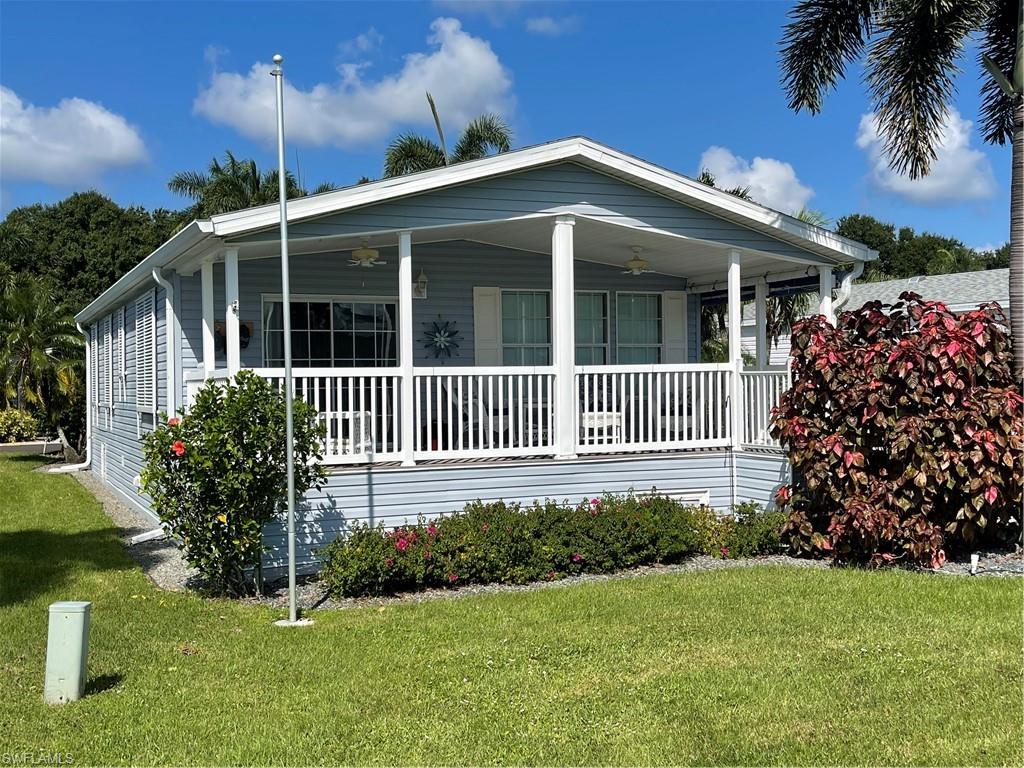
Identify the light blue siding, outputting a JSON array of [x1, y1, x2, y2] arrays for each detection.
[[179, 240, 697, 370], [734, 450, 789, 507], [262, 450, 737, 575], [89, 284, 168, 522], [234, 163, 817, 262]]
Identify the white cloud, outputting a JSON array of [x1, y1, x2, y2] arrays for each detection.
[[0, 86, 148, 186], [339, 28, 383, 59], [525, 16, 581, 36], [433, 1, 525, 24], [855, 109, 996, 204], [194, 18, 514, 148], [697, 146, 814, 213]]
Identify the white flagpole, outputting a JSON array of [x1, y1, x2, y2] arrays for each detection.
[[270, 54, 302, 626]]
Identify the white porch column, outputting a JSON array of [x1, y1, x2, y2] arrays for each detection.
[[818, 265, 834, 323], [754, 279, 768, 370], [398, 230, 415, 466], [201, 260, 215, 375], [224, 248, 241, 376], [727, 250, 744, 448], [552, 215, 577, 459]]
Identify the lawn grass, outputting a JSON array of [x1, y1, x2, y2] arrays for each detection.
[[1, 455, 1021, 766]]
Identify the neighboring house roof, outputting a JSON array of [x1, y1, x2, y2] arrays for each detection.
[[844, 269, 1009, 314], [741, 268, 1010, 325], [77, 136, 877, 325]]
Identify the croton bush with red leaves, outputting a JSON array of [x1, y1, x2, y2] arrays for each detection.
[[771, 292, 1023, 567]]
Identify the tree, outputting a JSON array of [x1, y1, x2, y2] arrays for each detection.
[[384, 92, 512, 177], [779, 0, 1024, 379], [0, 276, 82, 418], [0, 192, 182, 313], [168, 150, 335, 218]]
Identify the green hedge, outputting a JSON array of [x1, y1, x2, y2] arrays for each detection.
[[319, 495, 786, 597], [0, 409, 39, 443]]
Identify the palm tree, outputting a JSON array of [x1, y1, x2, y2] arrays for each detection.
[[696, 168, 753, 200], [384, 92, 512, 177], [779, 0, 1023, 379], [168, 150, 336, 218], [0, 276, 82, 413]]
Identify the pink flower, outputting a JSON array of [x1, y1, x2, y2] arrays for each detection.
[[481, 523, 489, 533], [385, 557, 394, 568], [984, 486, 999, 504], [590, 498, 600, 506], [427, 524, 438, 537], [546, 570, 557, 580], [395, 538, 409, 552], [171, 440, 185, 457], [572, 552, 583, 563], [167, 417, 180, 427], [720, 547, 730, 558], [447, 572, 458, 583]]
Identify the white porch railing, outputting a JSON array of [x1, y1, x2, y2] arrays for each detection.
[[740, 369, 790, 448], [253, 367, 404, 465], [193, 362, 751, 464], [413, 366, 557, 459], [575, 364, 734, 452]]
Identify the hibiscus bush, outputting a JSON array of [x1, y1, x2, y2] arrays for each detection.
[[141, 371, 326, 595], [772, 292, 1023, 567], [319, 495, 783, 597]]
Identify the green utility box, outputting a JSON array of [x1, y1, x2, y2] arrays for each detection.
[[44, 601, 91, 704]]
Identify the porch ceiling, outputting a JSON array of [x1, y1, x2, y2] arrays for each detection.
[[216, 215, 826, 283]]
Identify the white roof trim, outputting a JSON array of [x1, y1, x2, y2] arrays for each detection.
[[210, 137, 876, 263], [76, 136, 877, 324]]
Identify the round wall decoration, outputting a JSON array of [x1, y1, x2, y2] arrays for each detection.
[[422, 316, 460, 358]]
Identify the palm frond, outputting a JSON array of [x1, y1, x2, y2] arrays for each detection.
[[452, 113, 513, 163], [309, 181, 338, 195], [865, 0, 989, 178], [383, 133, 446, 177], [426, 92, 449, 162], [794, 207, 832, 227], [167, 170, 209, 201], [978, 0, 1020, 145], [779, 0, 876, 114]]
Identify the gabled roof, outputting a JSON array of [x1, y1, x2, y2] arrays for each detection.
[[76, 136, 876, 324]]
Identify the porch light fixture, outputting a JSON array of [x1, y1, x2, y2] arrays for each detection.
[[622, 246, 654, 276], [414, 269, 428, 299]]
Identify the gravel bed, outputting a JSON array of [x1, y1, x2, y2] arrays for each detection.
[[59, 464, 1023, 610], [67, 468, 200, 591], [242, 555, 830, 612]]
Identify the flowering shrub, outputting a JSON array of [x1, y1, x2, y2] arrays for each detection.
[[772, 293, 1023, 567], [141, 371, 326, 595], [319, 495, 784, 597], [0, 409, 39, 442]]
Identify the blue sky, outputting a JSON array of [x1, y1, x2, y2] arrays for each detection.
[[0, 0, 1011, 251]]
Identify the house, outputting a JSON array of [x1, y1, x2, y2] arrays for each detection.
[[740, 267, 1010, 367], [73, 137, 876, 575]]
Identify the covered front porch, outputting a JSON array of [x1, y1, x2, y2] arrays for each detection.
[[180, 213, 828, 467]]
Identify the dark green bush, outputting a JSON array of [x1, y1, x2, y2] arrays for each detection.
[[0, 409, 39, 442], [319, 494, 784, 597], [141, 371, 326, 596]]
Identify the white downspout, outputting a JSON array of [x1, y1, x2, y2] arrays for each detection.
[[150, 268, 177, 417], [49, 323, 92, 473], [833, 260, 866, 312]]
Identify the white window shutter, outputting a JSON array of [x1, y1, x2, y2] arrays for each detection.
[[97, 315, 110, 406], [663, 291, 688, 363], [473, 287, 501, 366], [118, 306, 126, 397], [89, 330, 98, 412], [109, 312, 119, 404], [136, 291, 156, 413]]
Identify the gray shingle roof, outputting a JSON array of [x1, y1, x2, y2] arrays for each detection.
[[844, 269, 1009, 312], [741, 268, 1008, 324]]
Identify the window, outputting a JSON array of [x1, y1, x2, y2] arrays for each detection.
[[501, 290, 551, 365], [616, 293, 662, 363], [575, 292, 608, 365], [263, 298, 398, 367], [135, 291, 156, 414]]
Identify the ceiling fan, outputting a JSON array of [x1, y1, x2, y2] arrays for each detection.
[[622, 246, 653, 275], [348, 238, 387, 268]]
